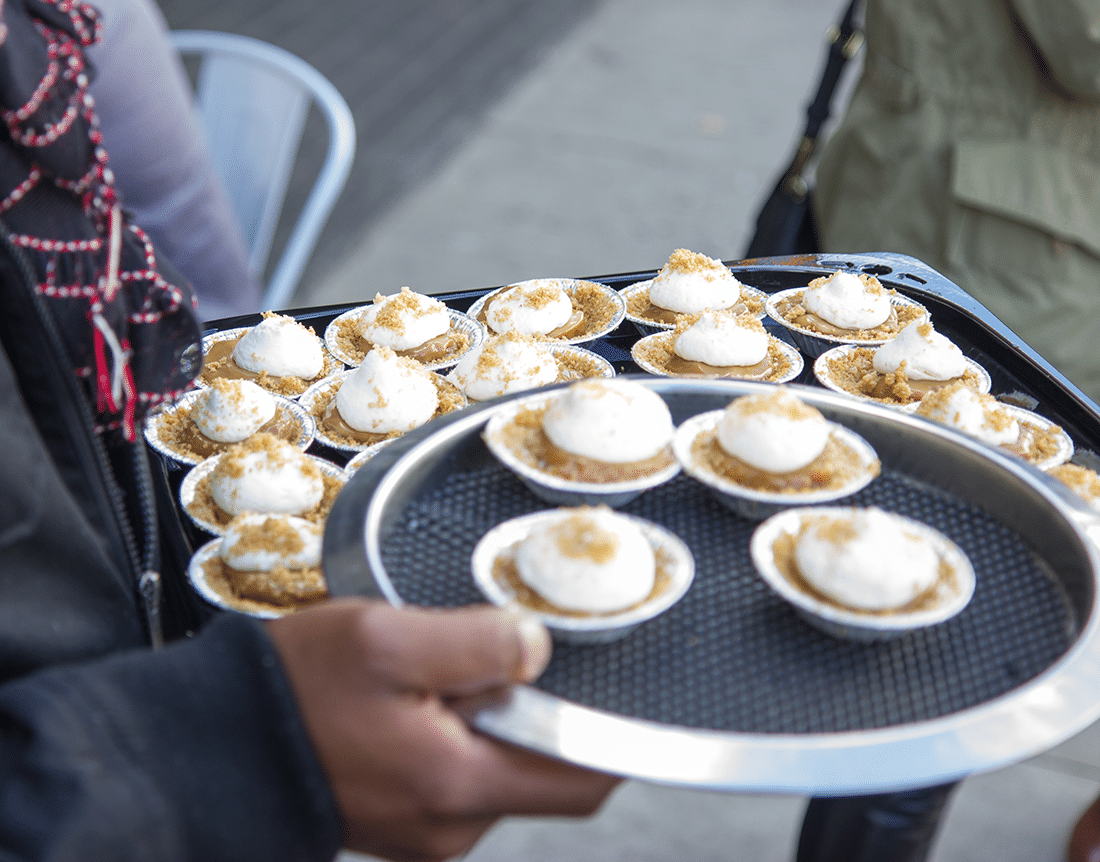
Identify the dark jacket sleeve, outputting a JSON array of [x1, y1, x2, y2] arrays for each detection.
[[0, 614, 343, 862], [0, 4, 343, 856], [0, 303, 341, 861]]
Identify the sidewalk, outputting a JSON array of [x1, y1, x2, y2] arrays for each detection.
[[303, 0, 847, 304], [320, 1, 1100, 861]]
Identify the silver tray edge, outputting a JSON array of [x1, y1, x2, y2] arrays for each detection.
[[323, 377, 1100, 794]]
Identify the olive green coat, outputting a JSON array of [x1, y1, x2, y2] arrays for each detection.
[[814, 0, 1100, 400]]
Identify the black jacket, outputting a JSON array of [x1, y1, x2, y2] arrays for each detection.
[[0, 1, 341, 858]]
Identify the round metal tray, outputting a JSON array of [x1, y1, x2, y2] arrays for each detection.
[[323, 377, 1100, 795]]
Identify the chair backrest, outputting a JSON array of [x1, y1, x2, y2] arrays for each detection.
[[170, 30, 356, 311]]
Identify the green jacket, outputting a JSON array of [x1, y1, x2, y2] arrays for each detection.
[[814, 0, 1100, 400]]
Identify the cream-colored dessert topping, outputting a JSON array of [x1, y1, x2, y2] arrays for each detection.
[[209, 433, 325, 517], [804, 271, 892, 330], [486, 279, 574, 336], [334, 347, 439, 434], [792, 508, 943, 611], [447, 332, 559, 401], [809, 271, 893, 332], [673, 310, 768, 367], [514, 506, 656, 613], [542, 379, 674, 464], [231, 312, 324, 379], [221, 513, 322, 572], [648, 249, 743, 313], [916, 381, 1019, 446], [873, 321, 967, 380], [191, 379, 277, 443], [358, 287, 451, 351], [717, 388, 831, 473]]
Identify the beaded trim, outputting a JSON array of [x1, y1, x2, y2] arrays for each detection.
[[0, 1, 196, 441]]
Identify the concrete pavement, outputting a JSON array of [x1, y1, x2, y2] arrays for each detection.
[[302, 0, 848, 304]]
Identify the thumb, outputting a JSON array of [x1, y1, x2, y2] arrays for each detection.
[[364, 603, 552, 696]]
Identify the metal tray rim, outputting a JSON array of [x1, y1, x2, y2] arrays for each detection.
[[329, 377, 1100, 794]]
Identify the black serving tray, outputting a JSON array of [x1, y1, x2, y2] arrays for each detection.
[[167, 253, 1100, 792]]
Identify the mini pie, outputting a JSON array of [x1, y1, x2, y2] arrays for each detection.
[[470, 506, 695, 643], [300, 363, 466, 450], [690, 388, 878, 495], [472, 278, 623, 343], [325, 287, 478, 368], [915, 381, 1072, 469], [631, 311, 798, 382], [147, 382, 311, 464], [768, 273, 927, 343], [191, 513, 328, 617], [817, 347, 987, 406], [487, 379, 678, 486], [624, 249, 765, 327], [182, 433, 346, 534], [199, 313, 339, 397]]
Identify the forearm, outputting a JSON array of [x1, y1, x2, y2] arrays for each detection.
[[0, 613, 340, 862]]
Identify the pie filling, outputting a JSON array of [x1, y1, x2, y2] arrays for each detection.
[[200, 557, 328, 612], [491, 545, 673, 618], [631, 295, 761, 324], [497, 406, 676, 483], [693, 430, 877, 494], [200, 336, 328, 395], [161, 406, 302, 460], [770, 529, 958, 616]]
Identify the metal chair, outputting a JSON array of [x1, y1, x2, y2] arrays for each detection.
[[170, 30, 356, 311]]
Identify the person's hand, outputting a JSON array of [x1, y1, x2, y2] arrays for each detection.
[[266, 598, 620, 862]]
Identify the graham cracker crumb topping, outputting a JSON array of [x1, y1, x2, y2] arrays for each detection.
[[509, 281, 566, 309], [1050, 463, 1100, 503], [223, 515, 314, 565], [212, 432, 322, 484], [368, 286, 433, 336], [733, 387, 824, 423], [663, 248, 725, 280], [550, 508, 620, 564]]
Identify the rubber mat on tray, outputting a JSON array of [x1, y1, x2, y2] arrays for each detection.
[[379, 467, 1073, 735]]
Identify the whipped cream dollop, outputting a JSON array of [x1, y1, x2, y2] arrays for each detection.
[[648, 249, 743, 314], [717, 388, 831, 473], [220, 513, 322, 572], [916, 381, 1019, 446], [794, 507, 942, 611], [191, 379, 276, 443], [335, 347, 439, 433], [447, 332, 559, 401], [542, 378, 674, 463], [232, 313, 324, 379], [803, 271, 891, 331], [486, 279, 574, 336], [210, 433, 324, 516], [674, 311, 768, 366], [515, 506, 656, 613], [873, 321, 967, 380], [358, 287, 450, 351]]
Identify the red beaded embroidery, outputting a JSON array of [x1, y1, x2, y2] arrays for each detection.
[[0, 1, 195, 440]]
